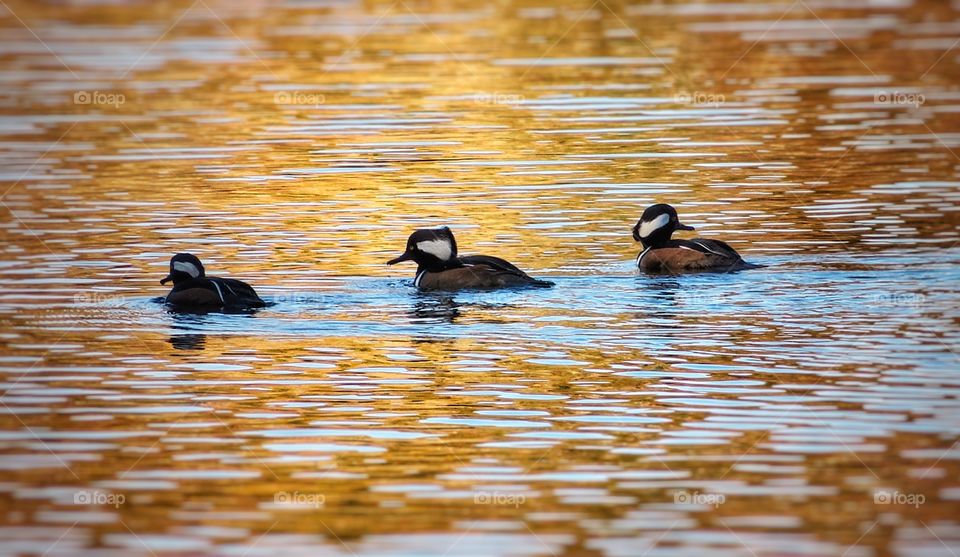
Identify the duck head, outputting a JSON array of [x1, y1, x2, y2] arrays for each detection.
[[161, 253, 205, 285], [632, 204, 694, 248], [387, 226, 458, 272]]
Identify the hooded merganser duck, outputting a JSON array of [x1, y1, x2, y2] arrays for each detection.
[[386, 226, 553, 291], [161, 253, 265, 309], [632, 204, 758, 273]]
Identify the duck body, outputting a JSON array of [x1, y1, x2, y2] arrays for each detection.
[[632, 204, 759, 274], [414, 254, 553, 290], [388, 227, 553, 291], [637, 238, 756, 274], [161, 253, 265, 309], [165, 276, 265, 308]]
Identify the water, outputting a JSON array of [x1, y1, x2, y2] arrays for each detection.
[[1, 0, 959, 555]]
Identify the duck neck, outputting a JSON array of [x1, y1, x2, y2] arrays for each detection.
[[640, 227, 676, 249], [170, 270, 200, 285], [417, 257, 463, 274]]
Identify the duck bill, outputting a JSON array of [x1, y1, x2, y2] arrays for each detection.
[[160, 275, 173, 285], [676, 222, 695, 231], [631, 223, 642, 242], [386, 251, 413, 265]]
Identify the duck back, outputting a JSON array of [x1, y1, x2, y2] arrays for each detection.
[[166, 277, 265, 308], [416, 255, 553, 290]]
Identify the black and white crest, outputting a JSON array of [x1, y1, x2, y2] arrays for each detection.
[[161, 253, 206, 285], [387, 226, 459, 271], [632, 203, 694, 247]]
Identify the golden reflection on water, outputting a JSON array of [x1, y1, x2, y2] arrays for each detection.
[[1, 0, 960, 555]]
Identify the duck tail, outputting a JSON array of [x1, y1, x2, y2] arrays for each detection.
[[739, 261, 766, 270]]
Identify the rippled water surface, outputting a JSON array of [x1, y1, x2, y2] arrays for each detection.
[[1, 0, 960, 555]]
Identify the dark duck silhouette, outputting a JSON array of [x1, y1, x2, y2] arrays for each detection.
[[161, 253, 265, 309]]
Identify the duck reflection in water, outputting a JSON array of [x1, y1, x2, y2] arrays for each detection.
[[642, 276, 744, 322], [164, 305, 261, 351], [166, 311, 212, 351], [640, 277, 686, 321], [410, 292, 462, 323], [168, 333, 207, 351], [409, 291, 521, 326]]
